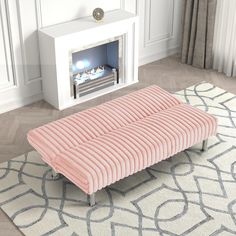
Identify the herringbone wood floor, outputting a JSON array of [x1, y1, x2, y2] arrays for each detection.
[[1, 55, 236, 235]]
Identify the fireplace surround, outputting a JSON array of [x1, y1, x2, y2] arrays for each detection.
[[38, 10, 138, 110]]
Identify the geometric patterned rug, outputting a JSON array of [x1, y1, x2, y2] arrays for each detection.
[[1, 82, 236, 236]]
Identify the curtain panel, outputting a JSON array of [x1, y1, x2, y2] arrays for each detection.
[[213, 0, 236, 77], [181, 0, 217, 69]]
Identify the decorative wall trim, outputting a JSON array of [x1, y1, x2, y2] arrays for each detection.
[[35, 0, 43, 28], [0, 0, 16, 91], [120, 0, 138, 14], [144, 0, 174, 48], [120, 0, 125, 11], [16, 0, 42, 85]]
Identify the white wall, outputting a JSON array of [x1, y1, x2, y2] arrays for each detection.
[[0, 0, 183, 114], [138, 0, 183, 65]]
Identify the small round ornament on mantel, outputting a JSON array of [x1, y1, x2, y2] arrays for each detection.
[[92, 8, 104, 22]]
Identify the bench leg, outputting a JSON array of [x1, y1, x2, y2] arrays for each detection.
[[202, 139, 208, 152], [88, 193, 96, 206], [51, 169, 60, 179]]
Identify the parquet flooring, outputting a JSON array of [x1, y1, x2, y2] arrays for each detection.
[[0, 55, 236, 235]]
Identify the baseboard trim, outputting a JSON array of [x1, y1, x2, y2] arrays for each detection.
[[139, 47, 180, 66], [0, 93, 43, 114]]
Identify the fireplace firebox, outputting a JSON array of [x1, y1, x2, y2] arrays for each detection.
[[70, 38, 122, 98]]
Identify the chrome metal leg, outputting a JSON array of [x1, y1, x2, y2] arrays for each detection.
[[51, 169, 59, 179], [88, 193, 96, 206], [202, 139, 208, 152]]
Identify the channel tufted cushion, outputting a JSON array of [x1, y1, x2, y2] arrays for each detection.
[[28, 86, 217, 195], [27, 86, 181, 165]]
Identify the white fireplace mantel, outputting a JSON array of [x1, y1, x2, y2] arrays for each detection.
[[38, 9, 139, 110]]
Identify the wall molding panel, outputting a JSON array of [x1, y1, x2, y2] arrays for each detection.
[[35, 0, 43, 28], [139, 0, 183, 66], [0, 0, 43, 113], [144, 0, 174, 48], [16, 0, 42, 84], [121, 0, 138, 14], [0, 0, 15, 91]]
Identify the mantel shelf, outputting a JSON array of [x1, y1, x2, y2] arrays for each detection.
[[39, 10, 136, 39]]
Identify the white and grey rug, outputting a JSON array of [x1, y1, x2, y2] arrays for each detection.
[[1, 82, 236, 236]]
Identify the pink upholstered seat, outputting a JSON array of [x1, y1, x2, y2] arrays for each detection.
[[27, 86, 181, 165], [54, 103, 217, 194], [27, 85, 217, 195]]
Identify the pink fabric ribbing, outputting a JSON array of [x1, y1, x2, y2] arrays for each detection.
[[54, 104, 217, 194], [27, 85, 217, 194], [27, 85, 181, 165]]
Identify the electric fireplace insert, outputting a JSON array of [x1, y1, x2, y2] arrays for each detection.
[[70, 38, 122, 98]]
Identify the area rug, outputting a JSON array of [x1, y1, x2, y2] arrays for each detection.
[[1, 82, 236, 236]]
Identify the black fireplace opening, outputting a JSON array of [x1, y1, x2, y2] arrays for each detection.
[[71, 40, 119, 98]]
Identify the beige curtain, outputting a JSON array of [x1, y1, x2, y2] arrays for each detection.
[[213, 0, 236, 77], [181, 0, 217, 69]]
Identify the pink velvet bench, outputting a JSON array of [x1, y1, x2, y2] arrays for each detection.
[[27, 86, 217, 206]]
